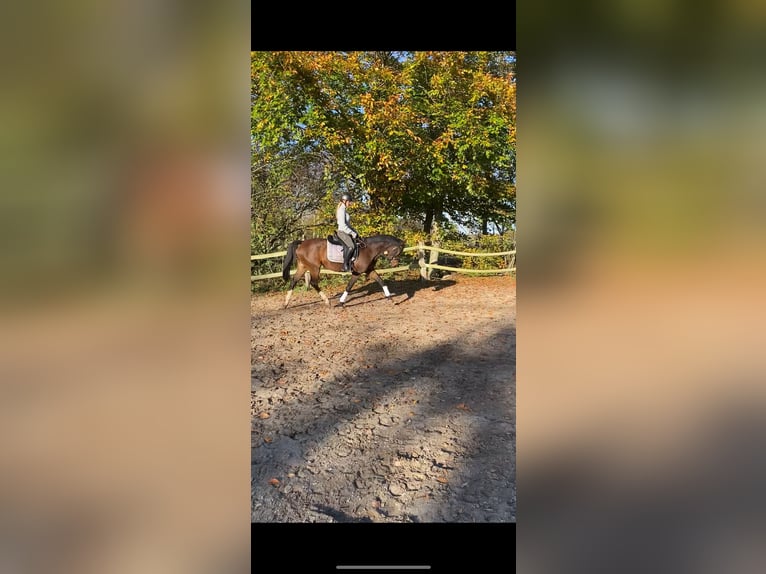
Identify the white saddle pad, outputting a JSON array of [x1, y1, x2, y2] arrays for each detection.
[[326, 241, 344, 263]]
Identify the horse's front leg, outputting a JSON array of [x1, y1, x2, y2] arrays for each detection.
[[337, 274, 361, 308], [368, 270, 393, 302]]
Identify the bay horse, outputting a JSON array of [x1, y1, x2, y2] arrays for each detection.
[[281, 234, 405, 308]]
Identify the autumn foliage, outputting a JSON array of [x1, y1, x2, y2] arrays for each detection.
[[252, 51, 516, 252]]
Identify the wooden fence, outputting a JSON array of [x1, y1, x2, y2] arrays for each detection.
[[251, 242, 515, 282]]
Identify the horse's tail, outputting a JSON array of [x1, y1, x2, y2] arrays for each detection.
[[282, 240, 301, 281]]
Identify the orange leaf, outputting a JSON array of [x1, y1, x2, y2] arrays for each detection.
[[258, 412, 270, 419], [268, 478, 280, 487], [263, 436, 273, 443], [436, 476, 448, 484], [456, 403, 471, 411]]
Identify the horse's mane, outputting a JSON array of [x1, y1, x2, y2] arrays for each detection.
[[364, 234, 404, 246]]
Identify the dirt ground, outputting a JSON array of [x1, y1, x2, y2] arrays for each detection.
[[251, 273, 516, 523]]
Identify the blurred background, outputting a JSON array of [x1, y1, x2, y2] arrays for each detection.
[[518, 1, 766, 572], [0, 1, 250, 573]]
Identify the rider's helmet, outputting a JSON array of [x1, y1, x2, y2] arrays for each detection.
[[341, 193, 353, 202]]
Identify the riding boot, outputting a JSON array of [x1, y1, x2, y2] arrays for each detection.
[[343, 248, 352, 272]]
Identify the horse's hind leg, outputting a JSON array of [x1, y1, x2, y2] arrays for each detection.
[[284, 262, 306, 308], [309, 269, 330, 307]]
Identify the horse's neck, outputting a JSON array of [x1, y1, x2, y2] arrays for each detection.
[[366, 239, 390, 252]]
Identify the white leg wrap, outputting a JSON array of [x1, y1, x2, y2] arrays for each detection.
[[339, 291, 349, 303], [383, 286, 391, 297]]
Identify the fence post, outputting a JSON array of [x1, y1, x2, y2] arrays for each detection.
[[428, 242, 439, 280], [418, 242, 428, 280]]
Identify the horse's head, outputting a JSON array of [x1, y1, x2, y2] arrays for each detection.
[[381, 238, 405, 267]]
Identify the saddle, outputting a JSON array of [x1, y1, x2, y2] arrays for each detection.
[[328, 234, 364, 247], [328, 234, 360, 266]]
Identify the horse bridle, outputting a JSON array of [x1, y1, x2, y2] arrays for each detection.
[[388, 247, 402, 267]]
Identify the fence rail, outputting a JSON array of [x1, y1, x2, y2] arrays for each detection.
[[251, 242, 515, 282]]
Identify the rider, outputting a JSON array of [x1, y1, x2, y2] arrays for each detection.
[[336, 192, 359, 272]]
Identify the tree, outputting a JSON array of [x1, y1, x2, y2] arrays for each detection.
[[251, 51, 516, 239], [388, 52, 516, 233], [251, 147, 335, 254]]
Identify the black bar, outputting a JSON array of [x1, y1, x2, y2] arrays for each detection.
[[251, 522, 516, 573]]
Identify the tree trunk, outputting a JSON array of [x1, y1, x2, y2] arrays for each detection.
[[481, 217, 489, 235], [423, 208, 434, 234]]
